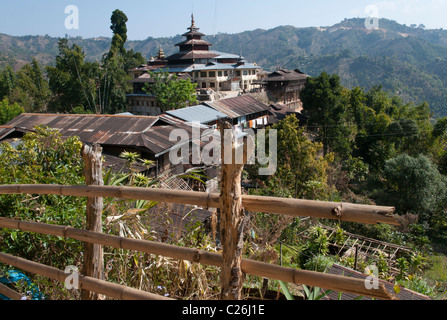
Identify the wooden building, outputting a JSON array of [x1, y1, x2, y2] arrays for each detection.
[[260, 69, 309, 110], [128, 14, 262, 111]]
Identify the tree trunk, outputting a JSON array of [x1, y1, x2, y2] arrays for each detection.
[[81, 144, 104, 300]]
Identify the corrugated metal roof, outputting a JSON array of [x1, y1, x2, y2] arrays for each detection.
[[265, 69, 309, 82], [167, 50, 220, 61], [4, 114, 198, 157], [204, 95, 270, 118], [176, 39, 213, 47], [166, 105, 228, 124], [211, 51, 241, 60], [323, 264, 431, 300], [0, 126, 14, 140]]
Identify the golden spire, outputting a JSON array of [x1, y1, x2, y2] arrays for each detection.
[[189, 13, 199, 31], [157, 47, 166, 59]]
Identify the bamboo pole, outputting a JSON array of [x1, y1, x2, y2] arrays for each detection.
[[0, 251, 172, 301], [0, 283, 26, 300], [81, 143, 105, 300], [0, 218, 395, 300], [219, 120, 248, 300], [0, 184, 398, 225]]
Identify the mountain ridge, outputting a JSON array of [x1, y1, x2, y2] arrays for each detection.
[[2, 17, 447, 116]]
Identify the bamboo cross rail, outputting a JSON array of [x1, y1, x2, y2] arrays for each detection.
[[0, 282, 25, 300], [0, 217, 396, 300], [0, 184, 398, 225], [0, 251, 172, 301]]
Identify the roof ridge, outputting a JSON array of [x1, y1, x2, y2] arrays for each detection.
[[21, 113, 159, 119]]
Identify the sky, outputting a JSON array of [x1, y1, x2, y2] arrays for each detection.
[[0, 0, 447, 40]]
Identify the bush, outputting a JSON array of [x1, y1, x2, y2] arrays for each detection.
[[303, 254, 338, 272]]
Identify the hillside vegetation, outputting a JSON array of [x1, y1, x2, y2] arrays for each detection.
[[3, 18, 447, 115]]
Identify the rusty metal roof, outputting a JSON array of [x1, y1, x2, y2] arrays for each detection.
[[323, 264, 431, 300], [0, 126, 14, 140], [175, 39, 213, 47], [204, 95, 270, 118], [4, 113, 207, 157], [264, 69, 309, 82]]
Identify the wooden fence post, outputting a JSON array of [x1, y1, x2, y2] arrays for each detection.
[[219, 120, 251, 300], [81, 143, 104, 300]]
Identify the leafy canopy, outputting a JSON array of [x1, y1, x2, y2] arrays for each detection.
[[0, 98, 24, 125], [0, 126, 85, 268], [144, 71, 197, 111]]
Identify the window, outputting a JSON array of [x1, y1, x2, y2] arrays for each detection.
[[210, 82, 215, 88], [224, 71, 228, 76], [201, 72, 207, 78], [218, 71, 223, 77], [209, 71, 216, 77], [243, 70, 248, 76]]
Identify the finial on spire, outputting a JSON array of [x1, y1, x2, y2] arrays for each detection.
[[191, 13, 196, 29], [189, 13, 199, 32]]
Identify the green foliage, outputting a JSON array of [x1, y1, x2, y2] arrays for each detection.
[[144, 71, 197, 111], [0, 98, 24, 125], [0, 127, 85, 269], [261, 114, 335, 200], [379, 154, 447, 221], [398, 275, 436, 297], [0, 59, 50, 113], [109, 9, 128, 55], [298, 225, 331, 269], [0, 66, 17, 99], [46, 38, 102, 113], [303, 254, 338, 273], [10, 59, 51, 112], [300, 72, 356, 158], [302, 285, 331, 300]]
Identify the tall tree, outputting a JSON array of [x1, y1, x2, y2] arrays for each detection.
[[110, 9, 128, 56], [100, 10, 145, 114], [47, 38, 101, 113], [0, 66, 16, 99], [300, 72, 356, 158], [260, 114, 335, 200], [379, 154, 447, 225], [9, 59, 51, 112]]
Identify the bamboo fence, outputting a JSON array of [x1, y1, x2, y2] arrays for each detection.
[[0, 282, 25, 300], [0, 217, 395, 300], [0, 250, 172, 301], [0, 184, 397, 225], [0, 132, 399, 301]]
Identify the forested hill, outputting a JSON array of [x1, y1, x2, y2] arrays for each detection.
[[2, 18, 447, 116]]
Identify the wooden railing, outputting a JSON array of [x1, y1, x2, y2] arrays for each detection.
[[0, 124, 399, 301]]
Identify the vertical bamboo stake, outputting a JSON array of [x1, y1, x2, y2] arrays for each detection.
[[81, 144, 104, 300], [219, 120, 250, 300]]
